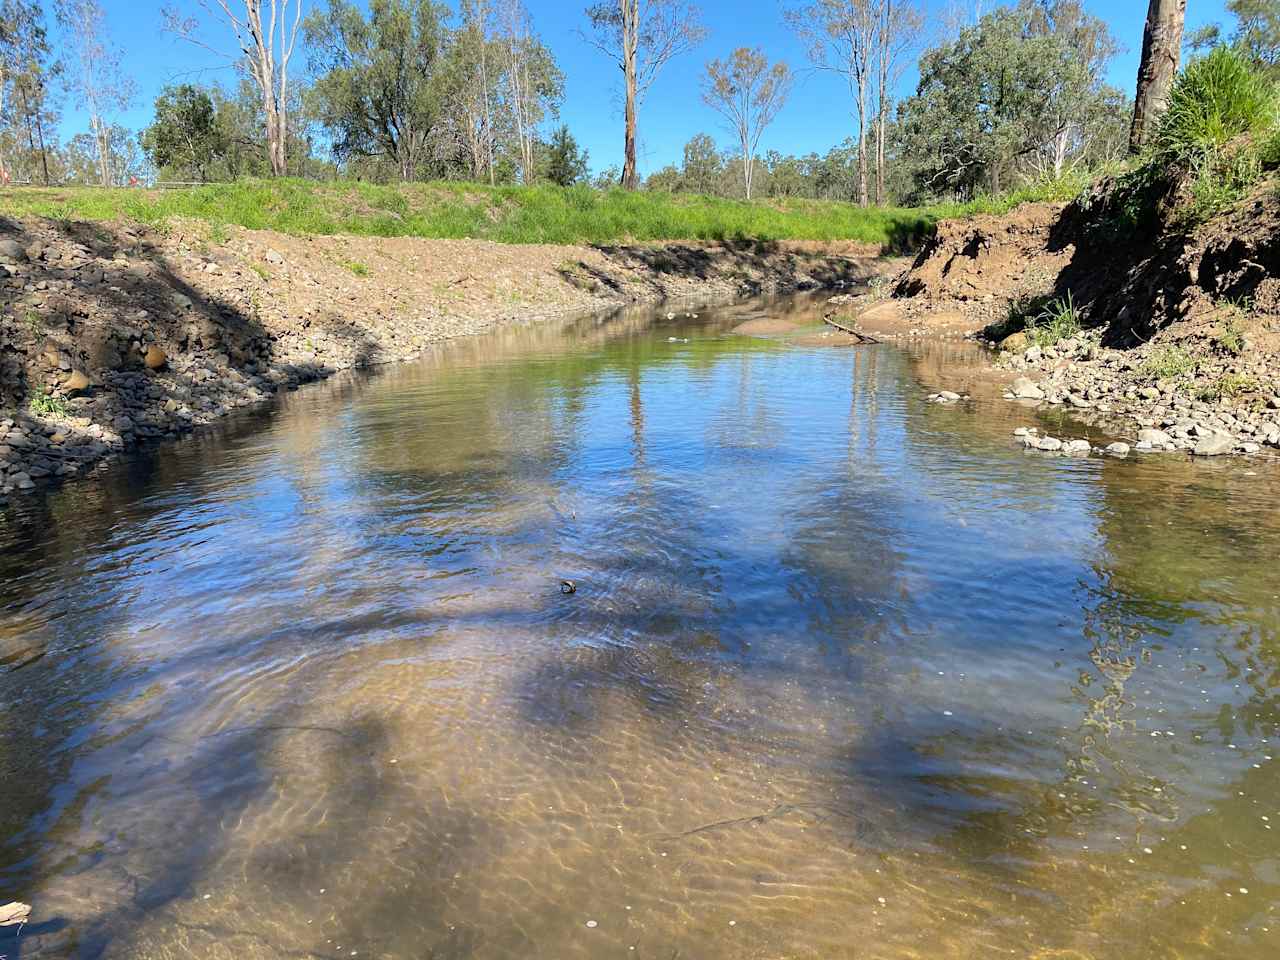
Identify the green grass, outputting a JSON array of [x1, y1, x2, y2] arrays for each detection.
[[1213, 302, 1249, 355], [1023, 292, 1082, 348], [29, 390, 69, 417], [1141, 345, 1199, 380], [1196, 372, 1258, 401], [345, 260, 369, 276], [1152, 47, 1277, 166], [0, 178, 951, 249]]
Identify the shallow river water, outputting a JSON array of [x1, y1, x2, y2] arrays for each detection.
[[2, 294, 1279, 960]]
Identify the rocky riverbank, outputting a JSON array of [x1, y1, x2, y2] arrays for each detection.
[[0, 217, 880, 501], [843, 185, 1280, 459]]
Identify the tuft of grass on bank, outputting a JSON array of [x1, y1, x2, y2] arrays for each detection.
[[0, 178, 949, 250]]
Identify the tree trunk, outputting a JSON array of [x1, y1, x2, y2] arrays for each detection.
[[1130, 0, 1186, 154], [620, 0, 640, 190], [856, 80, 868, 207], [875, 0, 890, 206]]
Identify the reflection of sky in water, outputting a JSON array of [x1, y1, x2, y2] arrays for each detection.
[[1, 294, 1278, 959]]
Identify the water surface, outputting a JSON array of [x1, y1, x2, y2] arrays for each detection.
[[2, 295, 1279, 959]]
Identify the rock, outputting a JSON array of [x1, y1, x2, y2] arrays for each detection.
[[999, 331, 1029, 352], [64, 369, 91, 393], [1137, 428, 1173, 447], [1010, 376, 1044, 400], [113, 415, 134, 433], [1024, 345, 1043, 363], [1241, 441, 1261, 454], [1105, 442, 1131, 456], [264, 248, 284, 265], [11, 472, 33, 490], [1192, 434, 1234, 457], [0, 901, 31, 926], [937, 390, 962, 402], [1036, 436, 1063, 451], [0, 238, 27, 263], [1063, 439, 1092, 455], [144, 345, 167, 370]]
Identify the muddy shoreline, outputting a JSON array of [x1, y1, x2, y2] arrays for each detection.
[[0, 218, 884, 502]]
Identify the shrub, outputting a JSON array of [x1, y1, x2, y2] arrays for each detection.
[[1023, 292, 1082, 348], [1196, 372, 1257, 401], [345, 260, 369, 276], [29, 390, 69, 417], [1141, 346, 1198, 380], [1152, 46, 1276, 167]]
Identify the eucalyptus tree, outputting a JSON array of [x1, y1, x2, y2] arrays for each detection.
[[895, 0, 1124, 200], [305, 0, 449, 181], [55, 0, 132, 185], [700, 47, 791, 199], [582, 0, 707, 190], [0, 0, 58, 184], [141, 84, 224, 181], [163, 0, 305, 176], [785, 0, 881, 206], [498, 0, 563, 184], [1131, 0, 1187, 153]]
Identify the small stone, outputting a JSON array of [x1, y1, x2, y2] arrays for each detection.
[[1063, 439, 1092, 455], [938, 390, 961, 402], [999, 331, 1029, 352], [145, 345, 167, 370], [1036, 436, 1063, 451], [264, 248, 285, 265], [1105, 442, 1130, 456]]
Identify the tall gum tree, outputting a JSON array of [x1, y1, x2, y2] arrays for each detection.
[[163, 0, 304, 177], [55, 0, 132, 185], [700, 47, 791, 200], [582, 0, 706, 190], [1130, 0, 1186, 153]]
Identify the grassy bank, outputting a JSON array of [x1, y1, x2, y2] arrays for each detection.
[[0, 177, 1081, 250]]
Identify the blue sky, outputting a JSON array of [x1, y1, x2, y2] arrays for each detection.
[[57, 0, 1232, 178]]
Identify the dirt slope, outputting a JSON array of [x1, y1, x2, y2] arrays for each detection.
[[0, 217, 881, 500]]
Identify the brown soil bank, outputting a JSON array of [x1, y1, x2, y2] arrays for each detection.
[[886, 182, 1280, 456], [0, 217, 880, 500]]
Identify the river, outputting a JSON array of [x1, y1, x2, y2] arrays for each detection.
[[1, 293, 1278, 959]]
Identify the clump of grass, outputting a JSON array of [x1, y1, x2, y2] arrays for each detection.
[[29, 390, 69, 417], [1214, 302, 1249, 355], [249, 262, 270, 280], [1196, 372, 1258, 401], [345, 260, 369, 277], [1152, 47, 1276, 165], [25, 310, 43, 335], [1141, 345, 1199, 380], [1150, 46, 1279, 223], [1023, 292, 1081, 348]]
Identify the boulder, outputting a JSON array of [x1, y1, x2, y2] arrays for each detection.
[[1137, 428, 1173, 447], [1104, 442, 1131, 456], [999, 331, 1029, 352], [1009, 376, 1044, 400], [144, 345, 167, 370], [1062, 439, 1092, 455], [1192, 434, 1234, 457], [0, 238, 27, 263], [64, 370, 91, 394]]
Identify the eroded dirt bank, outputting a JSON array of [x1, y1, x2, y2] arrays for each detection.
[[0, 217, 881, 500], [837, 190, 1280, 457]]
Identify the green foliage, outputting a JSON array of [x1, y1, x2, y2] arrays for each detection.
[[141, 84, 223, 181], [1023, 292, 1082, 348], [0, 178, 943, 248], [1196, 371, 1258, 400], [305, 0, 450, 182], [541, 125, 589, 187], [28, 390, 68, 417], [895, 0, 1127, 202], [1214, 303, 1249, 354], [1151, 46, 1277, 166], [345, 259, 369, 276], [1141, 346, 1199, 380]]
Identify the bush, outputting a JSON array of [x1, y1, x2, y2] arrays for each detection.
[[1141, 346, 1198, 380], [1023, 292, 1082, 348], [1152, 46, 1276, 167]]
